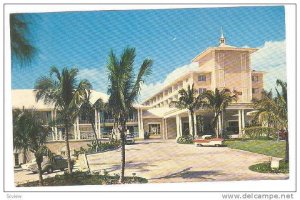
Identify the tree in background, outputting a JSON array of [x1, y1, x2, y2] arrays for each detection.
[[80, 89, 106, 148]]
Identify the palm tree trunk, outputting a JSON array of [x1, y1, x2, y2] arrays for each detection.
[[37, 160, 44, 186], [65, 125, 72, 173], [215, 112, 219, 138], [285, 131, 289, 163], [190, 110, 195, 139], [23, 148, 27, 164], [91, 122, 100, 148], [120, 121, 126, 183]]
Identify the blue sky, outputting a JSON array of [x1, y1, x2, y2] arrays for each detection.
[[12, 6, 286, 101]]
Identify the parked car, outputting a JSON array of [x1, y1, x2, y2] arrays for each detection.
[[125, 133, 135, 145], [27, 155, 71, 174], [193, 135, 224, 147]]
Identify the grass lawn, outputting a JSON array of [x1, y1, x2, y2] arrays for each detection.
[[249, 160, 289, 174], [224, 139, 286, 158]]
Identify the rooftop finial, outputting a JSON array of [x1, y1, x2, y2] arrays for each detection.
[[220, 26, 224, 38], [219, 26, 226, 46]]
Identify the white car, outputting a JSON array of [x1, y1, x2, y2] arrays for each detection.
[[193, 135, 224, 147]]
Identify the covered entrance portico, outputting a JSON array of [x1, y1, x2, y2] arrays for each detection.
[[160, 103, 255, 139]]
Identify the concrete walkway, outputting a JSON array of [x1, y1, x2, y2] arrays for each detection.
[[87, 139, 288, 183]]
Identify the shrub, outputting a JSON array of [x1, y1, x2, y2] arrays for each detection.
[[243, 126, 276, 139], [177, 135, 193, 144], [73, 139, 120, 157], [249, 160, 289, 174], [17, 171, 148, 186]]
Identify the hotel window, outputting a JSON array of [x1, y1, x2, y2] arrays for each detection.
[[198, 88, 207, 94], [198, 75, 206, 82], [252, 88, 259, 94], [252, 75, 259, 82]]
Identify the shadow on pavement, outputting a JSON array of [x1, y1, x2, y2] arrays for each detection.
[[152, 167, 224, 181]]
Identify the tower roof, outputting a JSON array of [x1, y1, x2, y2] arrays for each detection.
[[219, 27, 226, 46], [192, 29, 258, 62]]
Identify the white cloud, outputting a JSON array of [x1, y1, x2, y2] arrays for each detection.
[[139, 62, 199, 102], [77, 68, 108, 93], [251, 40, 286, 91]]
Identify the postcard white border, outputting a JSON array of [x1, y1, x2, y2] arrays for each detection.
[[2, 2, 297, 193]]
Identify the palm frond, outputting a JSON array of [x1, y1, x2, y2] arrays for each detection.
[[10, 14, 36, 66]]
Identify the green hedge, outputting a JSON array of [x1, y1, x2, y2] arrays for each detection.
[[177, 135, 193, 144], [243, 126, 276, 139], [73, 139, 120, 158], [17, 171, 148, 186]]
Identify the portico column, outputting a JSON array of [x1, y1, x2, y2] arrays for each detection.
[[188, 111, 193, 136], [73, 122, 77, 140], [138, 108, 144, 139], [176, 115, 180, 139], [94, 109, 98, 139], [165, 118, 168, 140], [238, 109, 242, 135], [140, 109, 144, 132], [76, 116, 80, 140], [59, 130, 62, 141], [161, 119, 165, 140], [137, 108, 141, 133], [179, 116, 182, 136], [241, 109, 245, 135], [98, 111, 101, 139], [53, 110, 58, 140], [50, 110, 55, 141]]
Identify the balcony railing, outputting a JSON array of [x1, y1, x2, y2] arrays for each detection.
[[80, 132, 96, 140], [100, 118, 138, 123]]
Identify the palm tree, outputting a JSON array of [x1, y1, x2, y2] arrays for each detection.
[[79, 89, 106, 148], [252, 90, 277, 138], [107, 47, 152, 183], [170, 84, 203, 138], [13, 109, 50, 186], [275, 80, 288, 162], [10, 14, 36, 66], [201, 88, 238, 138], [35, 66, 91, 173], [253, 79, 288, 162], [13, 109, 29, 164]]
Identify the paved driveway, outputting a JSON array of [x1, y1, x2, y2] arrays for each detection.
[[14, 169, 65, 185], [87, 139, 288, 183]]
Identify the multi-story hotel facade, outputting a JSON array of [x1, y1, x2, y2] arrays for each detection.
[[12, 33, 264, 164], [141, 33, 264, 139]]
